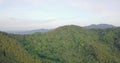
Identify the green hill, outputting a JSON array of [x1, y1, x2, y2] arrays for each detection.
[[0, 32, 41, 63], [0, 25, 120, 63]]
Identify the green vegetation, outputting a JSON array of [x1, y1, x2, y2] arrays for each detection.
[[0, 32, 41, 63], [0, 25, 120, 63]]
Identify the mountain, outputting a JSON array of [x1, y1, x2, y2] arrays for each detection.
[[4, 24, 117, 34], [0, 25, 120, 63], [5, 29, 50, 34], [84, 24, 115, 29], [13, 25, 120, 63]]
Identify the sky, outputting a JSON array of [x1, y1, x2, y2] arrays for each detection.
[[0, 0, 120, 31]]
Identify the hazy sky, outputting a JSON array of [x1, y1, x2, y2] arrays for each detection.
[[0, 0, 120, 31]]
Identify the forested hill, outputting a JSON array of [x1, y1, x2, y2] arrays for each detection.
[[0, 25, 120, 63], [0, 32, 42, 63]]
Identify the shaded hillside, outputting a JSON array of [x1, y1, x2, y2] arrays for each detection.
[[13, 25, 120, 63], [0, 32, 41, 63]]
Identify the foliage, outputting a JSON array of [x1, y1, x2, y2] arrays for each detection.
[[0, 32, 41, 63], [0, 25, 120, 63]]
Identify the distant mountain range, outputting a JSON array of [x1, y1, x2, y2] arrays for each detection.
[[84, 24, 115, 29], [6, 29, 50, 34], [3, 24, 118, 34]]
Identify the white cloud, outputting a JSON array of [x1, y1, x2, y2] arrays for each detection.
[[65, 0, 120, 17], [0, 0, 120, 31]]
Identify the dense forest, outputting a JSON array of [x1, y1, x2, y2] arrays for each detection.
[[0, 25, 120, 63]]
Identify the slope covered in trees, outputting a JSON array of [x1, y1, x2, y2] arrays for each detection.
[[0, 25, 120, 63], [0, 32, 41, 63]]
